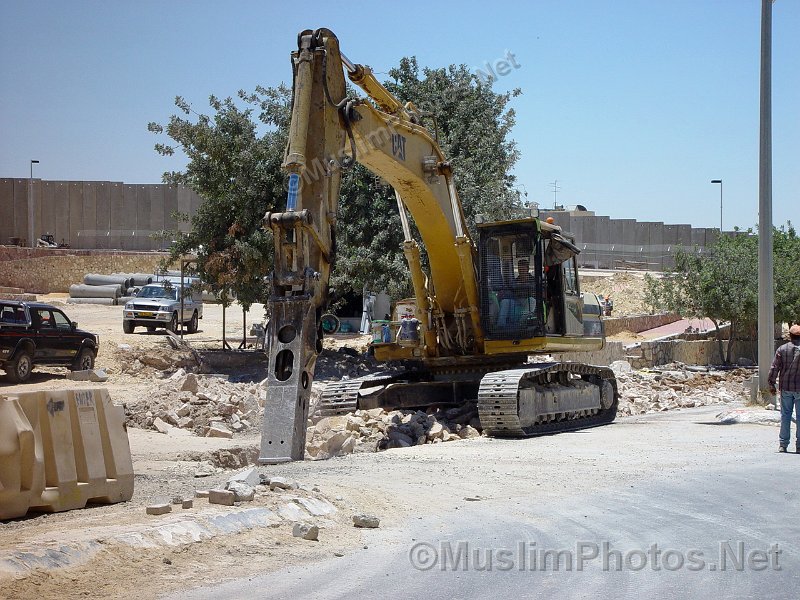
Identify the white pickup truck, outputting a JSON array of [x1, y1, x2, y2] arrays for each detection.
[[122, 283, 203, 334]]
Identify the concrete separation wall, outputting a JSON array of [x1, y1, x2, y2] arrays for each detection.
[[0, 179, 203, 251], [603, 313, 681, 336], [0, 246, 171, 293]]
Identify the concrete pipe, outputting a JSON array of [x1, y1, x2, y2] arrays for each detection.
[[69, 284, 121, 299], [129, 273, 154, 286], [83, 274, 131, 289]]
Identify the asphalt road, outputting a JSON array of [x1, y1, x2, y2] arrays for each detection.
[[166, 406, 800, 599]]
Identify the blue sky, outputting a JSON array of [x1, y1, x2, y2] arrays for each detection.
[[1, 0, 797, 231]]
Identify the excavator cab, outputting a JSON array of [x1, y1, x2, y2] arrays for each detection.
[[478, 217, 584, 344]]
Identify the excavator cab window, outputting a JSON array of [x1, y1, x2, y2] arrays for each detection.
[[478, 223, 544, 340]]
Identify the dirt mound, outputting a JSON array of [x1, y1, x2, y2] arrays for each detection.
[[581, 272, 650, 316]]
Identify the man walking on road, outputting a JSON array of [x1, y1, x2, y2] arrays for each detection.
[[769, 324, 800, 453]]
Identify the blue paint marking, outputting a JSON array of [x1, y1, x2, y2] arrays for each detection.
[[286, 173, 299, 210]]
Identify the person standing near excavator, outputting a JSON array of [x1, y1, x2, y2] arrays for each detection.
[[769, 324, 800, 453]]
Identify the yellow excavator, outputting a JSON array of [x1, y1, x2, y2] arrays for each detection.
[[259, 28, 617, 463]]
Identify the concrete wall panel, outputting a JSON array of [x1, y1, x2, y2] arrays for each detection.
[[109, 183, 124, 249], [580, 216, 599, 267], [177, 186, 192, 233], [189, 191, 202, 225], [32, 181, 43, 244], [121, 185, 138, 250], [0, 179, 14, 243], [135, 185, 151, 251], [648, 222, 664, 270], [13, 180, 28, 245], [39, 182, 57, 241], [149, 185, 165, 246], [164, 186, 178, 231], [675, 224, 692, 249], [52, 182, 70, 246], [80, 182, 97, 248], [595, 216, 611, 268], [68, 182, 84, 247], [94, 183, 111, 249]]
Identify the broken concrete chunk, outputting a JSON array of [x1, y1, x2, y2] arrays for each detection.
[[352, 514, 380, 528], [193, 461, 216, 477], [180, 373, 199, 394], [229, 466, 261, 487], [269, 476, 298, 491], [206, 424, 233, 439], [208, 489, 236, 506], [146, 503, 172, 516], [225, 481, 255, 502], [182, 499, 193, 509], [292, 523, 319, 541], [458, 425, 481, 439], [153, 417, 172, 434]]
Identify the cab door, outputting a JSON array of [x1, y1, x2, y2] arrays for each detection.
[[52, 309, 79, 362], [562, 258, 584, 336], [31, 308, 59, 360]]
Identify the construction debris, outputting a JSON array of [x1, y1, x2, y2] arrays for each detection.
[[125, 371, 262, 437], [612, 361, 750, 416]]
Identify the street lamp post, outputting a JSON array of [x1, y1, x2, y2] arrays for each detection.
[[711, 179, 722, 232], [28, 160, 39, 247]]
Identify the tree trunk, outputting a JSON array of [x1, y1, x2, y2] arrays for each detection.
[[712, 319, 725, 364], [725, 321, 736, 366]]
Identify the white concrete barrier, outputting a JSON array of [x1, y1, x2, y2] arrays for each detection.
[[0, 389, 133, 519]]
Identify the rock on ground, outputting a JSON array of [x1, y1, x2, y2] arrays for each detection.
[[292, 523, 319, 541], [352, 514, 380, 528]]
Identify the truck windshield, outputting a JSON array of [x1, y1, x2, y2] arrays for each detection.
[[138, 287, 178, 300]]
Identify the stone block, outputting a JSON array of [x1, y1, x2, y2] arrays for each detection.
[[208, 488, 235, 506]]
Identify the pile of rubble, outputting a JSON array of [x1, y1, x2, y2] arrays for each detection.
[[126, 371, 263, 438], [305, 405, 482, 460], [612, 360, 750, 416], [115, 343, 199, 375]]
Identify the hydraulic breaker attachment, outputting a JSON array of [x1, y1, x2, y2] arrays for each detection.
[[258, 292, 320, 463]]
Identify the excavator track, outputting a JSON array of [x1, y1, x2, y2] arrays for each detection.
[[478, 362, 618, 437], [318, 361, 618, 441], [318, 372, 410, 417]]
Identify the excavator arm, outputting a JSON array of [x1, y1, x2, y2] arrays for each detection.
[[259, 28, 481, 463]]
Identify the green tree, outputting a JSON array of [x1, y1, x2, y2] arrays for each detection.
[[148, 87, 291, 310], [645, 224, 800, 364], [774, 222, 800, 326]]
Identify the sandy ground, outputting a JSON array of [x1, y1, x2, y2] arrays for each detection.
[[0, 274, 694, 598], [1, 403, 781, 599]]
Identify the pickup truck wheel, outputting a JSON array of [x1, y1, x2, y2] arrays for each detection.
[[123, 320, 135, 334], [5, 350, 32, 383], [187, 311, 198, 334], [71, 347, 95, 371], [168, 312, 179, 333]]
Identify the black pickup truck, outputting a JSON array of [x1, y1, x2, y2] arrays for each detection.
[[0, 300, 99, 383]]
